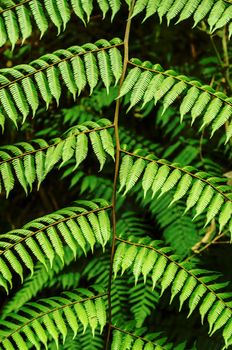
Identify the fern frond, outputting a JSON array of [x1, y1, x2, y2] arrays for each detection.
[[0, 199, 112, 292], [119, 150, 232, 232], [120, 60, 232, 140], [0, 39, 123, 127], [111, 328, 169, 350], [131, 0, 232, 33], [128, 277, 160, 327], [0, 288, 107, 349], [114, 237, 232, 345], [0, 0, 123, 49], [1, 247, 76, 317], [0, 119, 114, 196], [50, 327, 104, 350]]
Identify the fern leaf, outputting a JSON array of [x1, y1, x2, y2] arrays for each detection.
[[208, 0, 226, 32], [128, 71, 153, 110], [162, 81, 186, 114], [0, 161, 14, 197], [154, 76, 176, 104], [193, 0, 214, 27], [114, 239, 232, 343], [56, 0, 71, 30], [71, 0, 86, 24], [109, 46, 123, 85], [151, 165, 170, 198], [185, 179, 205, 212], [131, 0, 149, 18], [159, 168, 182, 197], [29, 0, 48, 38], [0, 88, 18, 127], [213, 6, 232, 32], [59, 61, 77, 100], [81, 0, 93, 22], [218, 202, 232, 232], [71, 55, 87, 95], [44, 0, 63, 34], [143, 0, 162, 21], [211, 105, 232, 137], [157, 0, 175, 23], [9, 83, 29, 123], [205, 193, 224, 226], [142, 74, 164, 107], [124, 158, 146, 195], [201, 98, 223, 129], [179, 86, 200, 122], [0, 17, 7, 47], [12, 159, 28, 194], [191, 91, 211, 124], [108, 0, 121, 20], [34, 71, 52, 109], [84, 53, 99, 95], [166, 0, 187, 25], [3, 10, 19, 51], [16, 5, 32, 44], [176, 0, 201, 24], [89, 131, 106, 171], [97, 0, 110, 18], [47, 66, 61, 105], [100, 129, 115, 160], [193, 186, 214, 219], [119, 67, 141, 98], [142, 161, 158, 198], [119, 155, 134, 192], [22, 77, 39, 117]]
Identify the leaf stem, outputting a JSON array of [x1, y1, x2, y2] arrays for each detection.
[[105, 1, 135, 348]]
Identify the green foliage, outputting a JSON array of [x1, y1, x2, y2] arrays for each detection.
[[0, 0, 231, 349]]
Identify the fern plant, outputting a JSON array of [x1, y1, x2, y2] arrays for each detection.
[[0, 0, 232, 349]]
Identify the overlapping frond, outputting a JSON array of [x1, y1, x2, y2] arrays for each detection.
[[0, 199, 111, 292], [111, 328, 169, 350], [120, 59, 232, 141], [51, 328, 104, 350], [114, 237, 232, 347], [119, 150, 232, 234], [131, 0, 232, 36], [0, 38, 122, 127], [0, 287, 107, 349], [0, 118, 114, 197], [0, 0, 122, 49], [1, 247, 76, 317]]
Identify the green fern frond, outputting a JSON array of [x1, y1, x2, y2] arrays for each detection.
[[111, 328, 169, 350], [119, 150, 232, 232], [0, 288, 107, 349], [0, 39, 122, 127], [1, 247, 76, 317], [114, 238, 232, 345], [0, 199, 112, 292], [0, 0, 123, 49], [120, 60, 232, 140], [131, 0, 232, 33], [0, 119, 114, 196], [51, 327, 104, 350]]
